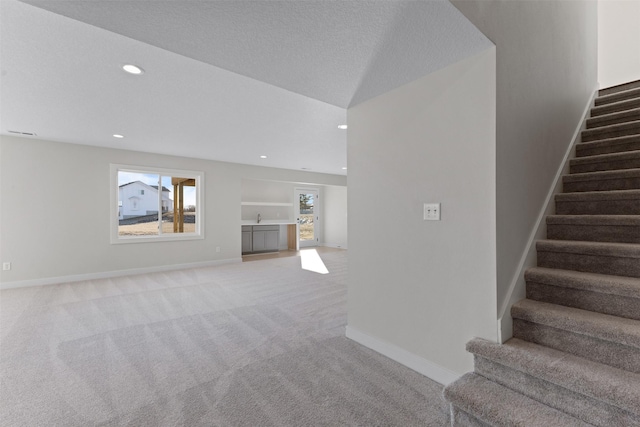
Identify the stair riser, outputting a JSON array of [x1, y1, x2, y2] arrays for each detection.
[[581, 124, 640, 142], [563, 176, 640, 192], [537, 249, 640, 278], [587, 111, 640, 129], [595, 88, 640, 106], [546, 224, 640, 243], [576, 136, 640, 157], [526, 282, 640, 320], [474, 356, 639, 426], [555, 199, 640, 215], [513, 319, 640, 373], [591, 98, 640, 117], [570, 157, 640, 174]]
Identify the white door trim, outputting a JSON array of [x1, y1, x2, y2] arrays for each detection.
[[294, 187, 320, 248]]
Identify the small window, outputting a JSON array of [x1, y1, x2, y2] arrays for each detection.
[[111, 164, 204, 243]]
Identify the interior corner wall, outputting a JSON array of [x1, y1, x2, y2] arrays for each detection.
[[0, 135, 346, 287], [347, 47, 497, 377], [451, 0, 598, 323]]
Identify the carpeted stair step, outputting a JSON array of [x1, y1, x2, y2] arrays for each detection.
[[555, 189, 640, 215], [445, 80, 640, 426], [443, 372, 589, 427], [595, 87, 640, 106], [546, 215, 640, 243], [525, 267, 640, 319], [467, 338, 640, 426], [537, 239, 640, 277], [591, 97, 640, 117], [563, 168, 640, 192], [576, 134, 640, 157], [511, 299, 640, 373], [581, 120, 640, 143], [448, 406, 487, 427], [586, 107, 640, 129], [570, 150, 640, 173], [598, 79, 640, 97]]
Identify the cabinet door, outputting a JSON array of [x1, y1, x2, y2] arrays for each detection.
[[265, 230, 279, 251], [252, 231, 266, 251], [242, 231, 252, 253]]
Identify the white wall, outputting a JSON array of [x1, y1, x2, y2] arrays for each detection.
[[241, 179, 348, 250], [452, 0, 598, 338], [322, 185, 348, 249], [347, 48, 497, 378], [241, 179, 295, 223], [242, 179, 293, 202], [598, 0, 640, 89], [0, 136, 345, 287]]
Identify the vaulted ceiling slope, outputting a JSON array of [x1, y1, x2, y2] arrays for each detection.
[[19, 0, 492, 108], [1, 0, 491, 175]]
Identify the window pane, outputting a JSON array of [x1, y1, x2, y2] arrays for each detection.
[[299, 193, 314, 241], [118, 172, 160, 236], [162, 176, 197, 234], [112, 165, 203, 243]]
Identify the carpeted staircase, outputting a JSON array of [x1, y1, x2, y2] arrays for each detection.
[[444, 79, 640, 426]]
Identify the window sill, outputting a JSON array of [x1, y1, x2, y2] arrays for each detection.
[[110, 233, 204, 244]]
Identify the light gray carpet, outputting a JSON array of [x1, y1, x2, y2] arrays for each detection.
[[0, 250, 449, 426]]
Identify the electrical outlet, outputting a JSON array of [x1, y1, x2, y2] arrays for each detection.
[[423, 203, 441, 221], [2, 262, 11, 271], [215, 246, 221, 253]]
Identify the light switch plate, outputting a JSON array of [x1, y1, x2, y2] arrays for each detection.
[[423, 203, 441, 221]]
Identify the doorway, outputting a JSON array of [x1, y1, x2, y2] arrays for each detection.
[[295, 188, 319, 247]]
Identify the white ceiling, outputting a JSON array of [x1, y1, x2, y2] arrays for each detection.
[[0, 0, 492, 175]]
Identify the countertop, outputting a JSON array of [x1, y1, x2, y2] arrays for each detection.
[[241, 221, 297, 226]]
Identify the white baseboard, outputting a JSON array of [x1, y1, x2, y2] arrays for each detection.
[[496, 85, 599, 342], [346, 325, 460, 386], [0, 258, 243, 290]]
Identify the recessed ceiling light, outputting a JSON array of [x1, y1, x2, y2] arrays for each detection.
[[113, 134, 124, 139], [260, 155, 267, 159], [122, 64, 144, 75], [337, 124, 348, 130], [342, 167, 347, 170]]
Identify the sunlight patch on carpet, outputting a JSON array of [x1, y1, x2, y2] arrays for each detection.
[[300, 249, 329, 274]]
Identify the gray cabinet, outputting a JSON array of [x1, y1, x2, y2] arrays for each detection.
[[242, 225, 279, 254], [241, 226, 253, 254], [252, 230, 266, 252], [264, 229, 279, 250]]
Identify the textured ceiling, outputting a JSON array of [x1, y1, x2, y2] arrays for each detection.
[[18, 0, 492, 108], [1, 0, 492, 175]]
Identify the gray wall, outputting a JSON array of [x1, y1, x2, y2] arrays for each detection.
[[452, 0, 598, 329], [0, 136, 345, 287], [347, 48, 497, 377]]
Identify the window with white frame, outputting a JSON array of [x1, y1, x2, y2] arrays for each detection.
[[110, 164, 204, 243]]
